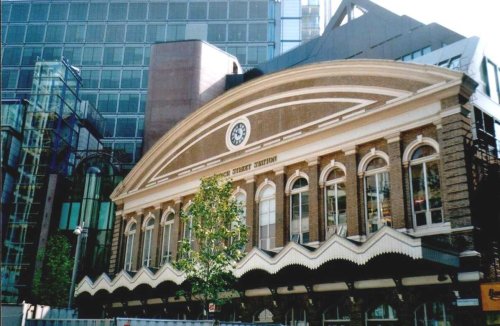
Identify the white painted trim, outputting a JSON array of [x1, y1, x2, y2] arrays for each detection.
[[319, 160, 347, 187], [255, 179, 276, 202], [226, 116, 251, 151], [141, 212, 155, 231], [357, 148, 390, 176], [160, 207, 175, 226], [284, 170, 310, 195], [124, 218, 138, 236], [402, 135, 440, 164]]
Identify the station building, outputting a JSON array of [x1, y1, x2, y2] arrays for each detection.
[[75, 1, 500, 324], [77, 58, 494, 325]]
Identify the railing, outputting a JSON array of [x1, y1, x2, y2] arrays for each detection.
[[25, 319, 281, 326], [26, 319, 114, 326]]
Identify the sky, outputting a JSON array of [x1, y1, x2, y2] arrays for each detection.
[[332, 0, 500, 61]]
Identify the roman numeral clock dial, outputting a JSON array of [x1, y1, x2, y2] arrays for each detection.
[[226, 118, 250, 150]]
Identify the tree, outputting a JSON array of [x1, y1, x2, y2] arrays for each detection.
[[175, 175, 248, 318], [32, 234, 72, 306]]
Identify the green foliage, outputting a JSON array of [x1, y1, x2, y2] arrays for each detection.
[[32, 234, 72, 307], [175, 175, 248, 314]]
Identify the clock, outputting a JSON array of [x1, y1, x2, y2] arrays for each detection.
[[226, 117, 250, 150], [230, 122, 247, 146]]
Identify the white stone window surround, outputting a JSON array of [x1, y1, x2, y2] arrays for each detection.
[[255, 179, 276, 250], [403, 136, 445, 231], [141, 212, 155, 267], [320, 161, 348, 239], [160, 207, 175, 265], [286, 170, 310, 244], [358, 148, 391, 234], [123, 217, 137, 271]]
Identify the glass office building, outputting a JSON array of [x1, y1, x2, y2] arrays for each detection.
[[1, 0, 329, 168]]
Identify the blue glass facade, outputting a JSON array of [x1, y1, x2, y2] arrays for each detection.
[[1, 0, 326, 168]]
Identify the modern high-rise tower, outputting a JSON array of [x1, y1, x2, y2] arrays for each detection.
[[1, 0, 332, 170]]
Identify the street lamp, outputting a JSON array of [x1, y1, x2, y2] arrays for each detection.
[[68, 222, 87, 309]]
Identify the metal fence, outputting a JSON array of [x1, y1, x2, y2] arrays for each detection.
[[25, 318, 281, 326]]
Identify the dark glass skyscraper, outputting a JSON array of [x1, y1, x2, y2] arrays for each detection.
[[1, 0, 327, 170]]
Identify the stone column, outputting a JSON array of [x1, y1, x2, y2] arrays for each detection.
[[132, 210, 143, 270], [245, 176, 256, 250], [307, 157, 320, 243], [343, 148, 362, 236], [108, 211, 125, 274], [171, 199, 182, 259], [386, 134, 406, 229], [274, 167, 286, 248], [151, 206, 161, 267]]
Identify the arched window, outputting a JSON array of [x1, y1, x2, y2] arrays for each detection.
[[161, 211, 175, 264], [254, 309, 273, 323], [408, 145, 442, 227], [182, 202, 193, 249], [360, 152, 391, 233], [323, 304, 350, 325], [285, 307, 307, 325], [124, 221, 136, 271], [142, 216, 155, 267], [258, 184, 276, 250], [366, 304, 398, 325], [414, 302, 452, 325], [324, 168, 347, 239], [290, 177, 309, 244]]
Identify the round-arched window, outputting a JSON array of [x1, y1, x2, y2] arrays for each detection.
[[363, 156, 391, 233], [290, 177, 309, 244], [259, 185, 276, 250], [325, 169, 347, 239]]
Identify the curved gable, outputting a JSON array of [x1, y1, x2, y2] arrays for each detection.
[[112, 60, 463, 203]]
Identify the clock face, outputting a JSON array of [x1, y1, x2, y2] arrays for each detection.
[[230, 122, 247, 146]]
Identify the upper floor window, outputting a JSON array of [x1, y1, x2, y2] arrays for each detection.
[[289, 176, 309, 244], [404, 138, 442, 228], [322, 164, 347, 239], [257, 182, 276, 250], [161, 211, 175, 265], [182, 202, 194, 249], [142, 216, 155, 267], [360, 151, 391, 233], [233, 190, 247, 247], [124, 220, 137, 271]]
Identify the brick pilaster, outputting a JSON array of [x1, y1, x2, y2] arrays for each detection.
[[108, 211, 124, 274], [438, 105, 473, 227], [132, 211, 143, 270], [245, 177, 256, 250], [307, 158, 320, 242], [344, 148, 362, 236], [274, 168, 286, 248], [386, 135, 406, 229]]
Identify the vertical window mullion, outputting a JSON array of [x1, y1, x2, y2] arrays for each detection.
[[423, 162, 431, 225]]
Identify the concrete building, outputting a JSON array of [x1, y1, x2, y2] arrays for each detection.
[[1, 0, 331, 168], [75, 0, 499, 324]]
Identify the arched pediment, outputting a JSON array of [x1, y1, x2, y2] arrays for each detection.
[[111, 60, 464, 202]]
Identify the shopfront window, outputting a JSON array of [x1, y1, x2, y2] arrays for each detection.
[[414, 302, 452, 325], [323, 304, 350, 325], [366, 304, 398, 325]]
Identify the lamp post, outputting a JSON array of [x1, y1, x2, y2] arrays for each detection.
[[68, 222, 87, 309]]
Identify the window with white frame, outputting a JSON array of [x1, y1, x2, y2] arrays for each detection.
[[182, 212, 193, 248], [259, 185, 276, 250], [142, 217, 155, 267], [324, 168, 347, 239], [414, 302, 452, 325], [290, 177, 309, 244], [409, 145, 442, 227], [363, 156, 391, 233], [161, 212, 175, 264], [124, 221, 136, 271], [366, 304, 398, 325], [285, 307, 307, 326]]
